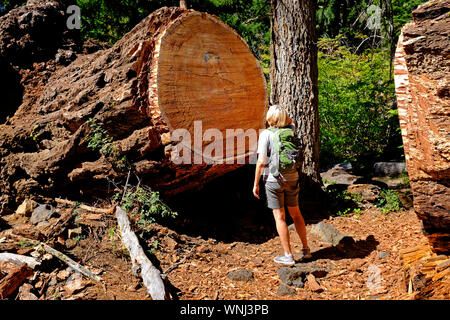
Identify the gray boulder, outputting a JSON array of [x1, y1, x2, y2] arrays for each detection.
[[373, 162, 407, 177], [320, 163, 361, 186], [276, 284, 296, 296], [310, 222, 347, 246], [227, 268, 254, 282], [30, 204, 55, 224]]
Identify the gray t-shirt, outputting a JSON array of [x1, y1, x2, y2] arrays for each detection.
[[257, 127, 299, 182]]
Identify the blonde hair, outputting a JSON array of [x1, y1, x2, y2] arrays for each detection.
[[266, 105, 290, 128]]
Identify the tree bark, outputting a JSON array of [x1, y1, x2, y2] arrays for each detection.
[[0, 7, 267, 209], [0, 264, 34, 299], [393, 1, 450, 254], [270, 0, 324, 213]]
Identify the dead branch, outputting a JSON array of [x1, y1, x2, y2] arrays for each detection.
[[0, 253, 41, 269], [55, 198, 115, 214], [115, 206, 167, 300]]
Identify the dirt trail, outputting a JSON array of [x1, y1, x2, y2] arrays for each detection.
[[69, 207, 426, 300]]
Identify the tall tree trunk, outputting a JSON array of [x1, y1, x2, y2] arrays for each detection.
[[270, 0, 325, 215]]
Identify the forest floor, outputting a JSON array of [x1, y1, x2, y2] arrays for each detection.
[[1, 204, 427, 300], [80, 207, 426, 300]]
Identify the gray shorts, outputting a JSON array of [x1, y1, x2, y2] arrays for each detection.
[[265, 180, 299, 209]]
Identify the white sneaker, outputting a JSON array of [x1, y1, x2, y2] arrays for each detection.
[[274, 253, 295, 265]]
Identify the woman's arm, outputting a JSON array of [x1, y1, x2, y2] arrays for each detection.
[[253, 152, 267, 199]]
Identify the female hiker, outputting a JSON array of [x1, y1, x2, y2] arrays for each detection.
[[253, 105, 311, 265]]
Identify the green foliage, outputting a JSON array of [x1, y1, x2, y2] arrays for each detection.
[[0, 0, 26, 16], [76, 0, 270, 57], [317, 35, 398, 166], [17, 238, 39, 248], [85, 118, 129, 170], [326, 186, 363, 217], [147, 239, 159, 256], [119, 185, 177, 227], [73, 235, 86, 242], [376, 189, 402, 214]]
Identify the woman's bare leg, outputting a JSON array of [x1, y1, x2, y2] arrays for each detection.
[[287, 206, 309, 249], [273, 208, 292, 255]]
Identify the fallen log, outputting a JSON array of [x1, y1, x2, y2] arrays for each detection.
[[0, 6, 267, 210], [0, 253, 41, 269], [393, 0, 450, 254], [115, 206, 167, 300], [0, 264, 34, 299]]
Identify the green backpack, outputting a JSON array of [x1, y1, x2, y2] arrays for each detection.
[[267, 126, 300, 177]]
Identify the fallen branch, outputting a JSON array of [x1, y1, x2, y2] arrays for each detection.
[[9, 234, 102, 283], [0, 253, 41, 269], [0, 264, 34, 299], [115, 206, 167, 300], [39, 242, 102, 282], [55, 198, 115, 214]]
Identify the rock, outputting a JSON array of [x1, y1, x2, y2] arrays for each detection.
[[373, 162, 407, 177], [320, 163, 361, 186], [227, 268, 254, 282], [347, 184, 381, 202], [292, 262, 330, 278], [57, 269, 71, 281], [276, 284, 296, 296], [64, 272, 86, 295], [377, 251, 390, 259], [305, 274, 323, 293], [394, 0, 450, 254], [30, 204, 55, 224], [18, 283, 38, 300], [278, 265, 321, 288], [15, 199, 37, 217], [310, 222, 347, 246]]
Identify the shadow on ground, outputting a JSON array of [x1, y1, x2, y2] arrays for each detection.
[[309, 235, 379, 261], [163, 166, 279, 244]]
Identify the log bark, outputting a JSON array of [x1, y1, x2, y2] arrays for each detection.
[[115, 206, 167, 300], [393, 0, 450, 254], [0, 264, 34, 299], [0, 6, 267, 210], [0, 253, 41, 269], [270, 0, 324, 213]]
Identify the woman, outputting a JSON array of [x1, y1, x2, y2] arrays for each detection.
[[253, 105, 311, 265]]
